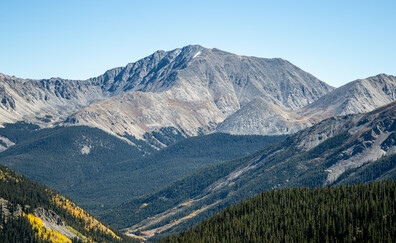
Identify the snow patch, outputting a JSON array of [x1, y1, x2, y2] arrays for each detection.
[[192, 51, 201, 59]]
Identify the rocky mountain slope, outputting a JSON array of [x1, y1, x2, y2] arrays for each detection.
[[102, 101, 396, 239], [0, 164, 138, 242], [218, 74, 396, 135], [1, 45, 333, 147], [1, 46, 395, 144], [301, 73, 396, 122], [216, 97, 311, 135], [0, 73, 108, 126], [66, 45, 333, 144]]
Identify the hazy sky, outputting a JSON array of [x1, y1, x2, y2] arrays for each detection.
[[1, 0, 395, 87]]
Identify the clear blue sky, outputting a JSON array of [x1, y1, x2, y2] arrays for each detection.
[[1, 0, 395, 87]]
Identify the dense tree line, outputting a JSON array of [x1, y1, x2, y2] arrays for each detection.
[[163, 181, 396, 242]]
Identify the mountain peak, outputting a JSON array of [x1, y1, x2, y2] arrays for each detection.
[[0, 45, 334, 143]]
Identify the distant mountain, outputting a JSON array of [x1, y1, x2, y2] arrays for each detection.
[[104, 101, 396, 239], [219, 74, 396, 136], [0, 45, 333, 147], [2, 46, 396, 144], [0, 164, 137, 242], [0, 73, 110, 126], [301, 74, 396, 122]]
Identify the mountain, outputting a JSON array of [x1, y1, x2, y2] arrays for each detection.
[[300, 74, 396, 122], [218, 74, 396, 135], [2, 46, 395, 145], [102, 101, 396, 239], [0, 45, 333, 147], [162, 181, 396, 242], [0, 124, 284, 212], [0, 73, 110, 126], [66, 45, 332, 143], [0, 163, 138, 242], [216, 97, 311, 135]]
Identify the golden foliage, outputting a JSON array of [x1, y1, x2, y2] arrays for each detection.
[[24, 213, 71, 243], [51, 194, 121, 240], [0, 167, 22, 182], [140, 203, 149, 208]]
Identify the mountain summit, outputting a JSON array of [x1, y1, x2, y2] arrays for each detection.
[[64, 45, 333, 144]]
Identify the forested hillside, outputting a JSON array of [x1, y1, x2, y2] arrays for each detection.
[[163, 181, 396, 242], [110, 102, 396, 239], [0, 124, 284, 212], [0, 163, 138, 242]]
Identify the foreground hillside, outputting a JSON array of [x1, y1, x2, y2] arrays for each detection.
[[163, 181, 396, 242], [0, 164, 138, 242], [104, 101, 396, 239]]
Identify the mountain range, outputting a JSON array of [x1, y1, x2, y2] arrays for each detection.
[[0, 45, 336, 149], [1, 46, 395, 149], [0, 45, 395, 240]]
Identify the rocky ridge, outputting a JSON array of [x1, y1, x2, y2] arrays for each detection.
[[218, 74, 396, 135], [301, 74, 396, 121], [1, 45, 394, 146], [65, 45, 333, 141], [0, 45, 333, 146]]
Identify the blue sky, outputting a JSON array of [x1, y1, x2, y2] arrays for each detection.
[[0, 0, 395, 87]]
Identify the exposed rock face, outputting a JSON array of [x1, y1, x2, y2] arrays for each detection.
[[0, 73, 111, 126], [301, 74, 396, 121], [67, 89, 226, 140], [34, 207, 78, 240], [0, 45, 332, 143], [65, 45, 333, 140], [2, 46, 395, 144], [216, 97, 311, 135], [220, 74, 396, 136], [294, 100, 396, 183]]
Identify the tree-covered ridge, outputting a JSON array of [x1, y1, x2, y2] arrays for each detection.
[[0, 163, 138, 243], [0, 122, 285, 213], [163, 180, 396, 242]]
